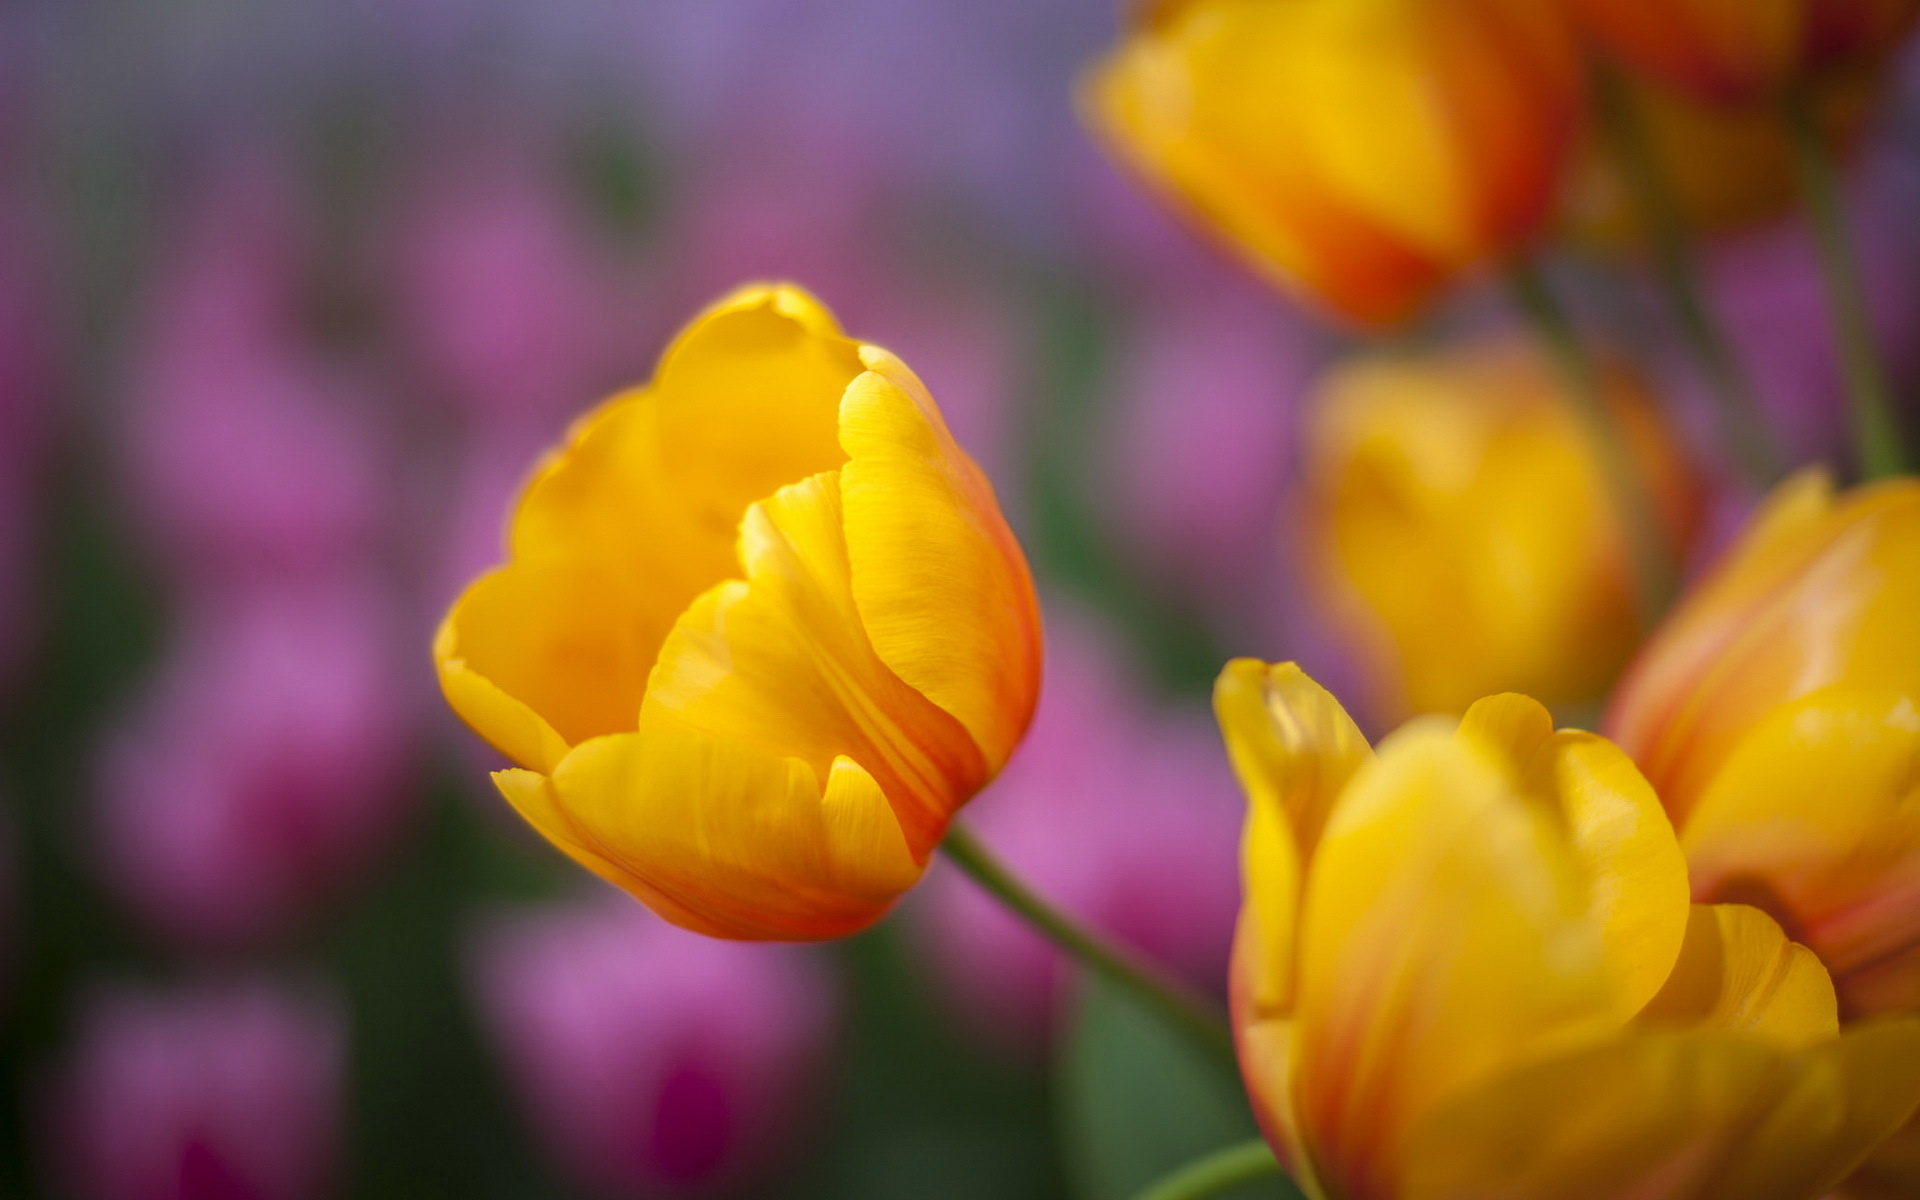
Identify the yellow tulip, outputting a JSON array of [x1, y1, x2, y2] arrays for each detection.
[[1297, 342, 1704, 723], [1569, 0, 1920, 104], [434, 284, 1042, 941], [1082, 0, 1585, 328], [1218, 659, 1920, 1200], [1607, 473, 1920, 1013]]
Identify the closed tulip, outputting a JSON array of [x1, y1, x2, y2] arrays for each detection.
[[1570, 0, 1920, 103], [1297, 342, 1704, 723], [1218, 659, 1920, 1200], [1082, 0, 1584, 327], [435, 284, 1042, 941], [1607, 472, 1920, 1015]]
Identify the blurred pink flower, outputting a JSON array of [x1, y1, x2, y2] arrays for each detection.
[[47, 976, 344, 1200], [123, 350, 388, 582], [914, 605, 1243, 1051], [386, 141, 627, 424], [122, 154, 387, 583], [473, 892, 836, 1199], [1103, 288, 1316, 640], [92, 579, 416, 950]]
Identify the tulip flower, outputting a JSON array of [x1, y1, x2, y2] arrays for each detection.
[[1607, 472, 1920, 1015], [1219, 659, 1920, 1200], [1082, 0, 1585, 327], [1569, 0, 1920, 104], [436, 284, 1042, 941], [473, 893, 835, 1198], [1297, 342, 1704, 723], [47, 978, 344, 1200]]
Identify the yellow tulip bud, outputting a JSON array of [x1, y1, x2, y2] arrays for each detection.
[[1297, 343, 1705, 723], [1219, 659, 1920, 1200], [1608, 473, 1920, 1012], [1082, 0, 1585, 327], [434, 285, 1042, 941], [1570, 0, 1920, 103]]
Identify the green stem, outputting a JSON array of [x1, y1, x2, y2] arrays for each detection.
[[1130, 1140, 1284, 1200], [1504, 259, 1678, 620], [1591, 58, 1780, 485], [1784, 80, 1909, 479], [940, 822, 1235, 1060]]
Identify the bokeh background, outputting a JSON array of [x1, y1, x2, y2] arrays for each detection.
[[3, 3, 1920, 1198]]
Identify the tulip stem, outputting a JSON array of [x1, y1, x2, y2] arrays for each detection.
[[1503, 259, 1678, 619], [1590, 57, 1780, 485], [1129, 1140, 1284, 1200], [940, 822, 1235, 1059], [1783, 81, 1909, 480]]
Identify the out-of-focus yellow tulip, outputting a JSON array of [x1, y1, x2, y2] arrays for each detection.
[[1082, 0, 1585, 328], [434, 284, 1042, 941], [1607, 473, 1920, 1014], [1218, 659, 1920, 1200], [1297, 343, 1704, 723], [1564, 66, 1880, 244], [1570, 0, 1920, 104]]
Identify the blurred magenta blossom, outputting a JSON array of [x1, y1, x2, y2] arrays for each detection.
[[915, 604, 1243, 1051], [121, 153, 389, 584], [47, 977, 344, 1200], [92, 579, 415, 950], [473, 891, 837, 1199], [1103, 287, 1315, 642], [386, 139, 630, 425]]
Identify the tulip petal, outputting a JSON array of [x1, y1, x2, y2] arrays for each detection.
[[1682, 686, 1920, 1014], [1711, 1020, 1920, 1200], [528, 728, 922, 941], [444, 284, 866, 753], [1230, 1006, 1329, 1200], [646, 472, 989, 860], [1399, 1031, 1789, 1200], [1458, 695, 1691, 1019], [1638, 904, 1838, 1049], [1293, 722, 1615, 1195], [1609, 473, 1920, 822], [438, 560, 651, 761], [839, 350, 1041, 775], [1215, 660, 1373, 1013], [491, 765, 726, 935], [508, 286, 859, 591]]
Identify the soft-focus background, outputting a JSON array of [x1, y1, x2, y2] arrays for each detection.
[[3, 3, 1920, 1198]]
